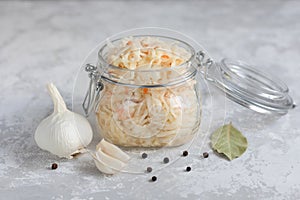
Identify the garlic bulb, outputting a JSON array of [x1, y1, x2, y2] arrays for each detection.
[[35, 83, 93, 159], [94, 139, 130, 174]]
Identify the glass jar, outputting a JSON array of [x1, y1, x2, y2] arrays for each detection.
[[86, 36, 201, 147], [82, 28, 295, 148]]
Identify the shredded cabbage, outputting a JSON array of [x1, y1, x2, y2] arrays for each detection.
[[96, 37, 200, 147], [107, 36, 191, 70]]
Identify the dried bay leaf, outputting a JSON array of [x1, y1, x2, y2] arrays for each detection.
[[211, 122, 248, 160]]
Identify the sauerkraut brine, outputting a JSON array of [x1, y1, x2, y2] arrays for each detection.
[[96, 36, 200, 147]]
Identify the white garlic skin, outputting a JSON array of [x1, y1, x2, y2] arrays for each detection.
[[34, 83, 93, 159], [35, 110, 93, 158]]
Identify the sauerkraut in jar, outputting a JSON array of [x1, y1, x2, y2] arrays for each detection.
[[95, 36, 201, 147]]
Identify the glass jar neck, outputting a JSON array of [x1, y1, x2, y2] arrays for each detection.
[[98, 60, 198, 88]]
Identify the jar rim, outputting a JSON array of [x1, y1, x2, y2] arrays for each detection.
[[97, 35, 196, 72]]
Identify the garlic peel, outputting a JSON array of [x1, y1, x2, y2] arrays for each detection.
[[34, 83, 93, 159]]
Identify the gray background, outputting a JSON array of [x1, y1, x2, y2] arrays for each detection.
[[0, 0, 300, 199]]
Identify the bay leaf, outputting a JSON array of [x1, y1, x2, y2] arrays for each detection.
[[211, 122, 248, 160]]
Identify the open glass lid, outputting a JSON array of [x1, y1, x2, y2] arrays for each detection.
[[196, 52, 295, 115]]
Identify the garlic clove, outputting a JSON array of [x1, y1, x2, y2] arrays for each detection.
[[93, 140, 130, 174], [94, 155, 119, 175], [95, 149, 126, 172], [96, 139, 130, 163], [94, 149, 126, 174]]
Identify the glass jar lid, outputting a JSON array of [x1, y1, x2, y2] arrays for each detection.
[[205, 58, 295, 115]]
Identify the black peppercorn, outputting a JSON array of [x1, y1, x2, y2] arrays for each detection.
[[186, 166, 191, 172], [142, 153, 148, 159], [163, 157, 169, 163], [151, 176, 157, 182], [51, 163, 58, 170], [203, 152, 209, 158], [146, 167, 152, 173], [182, 150, 188, 157]]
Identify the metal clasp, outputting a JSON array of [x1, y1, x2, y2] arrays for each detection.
[[196, 51, 214, 82], [82, 64, 103, 117]]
